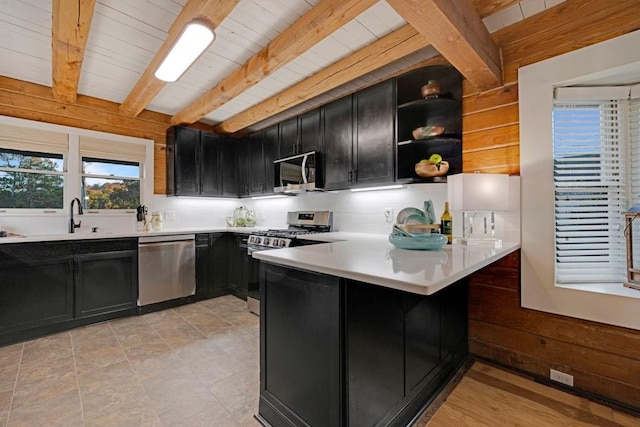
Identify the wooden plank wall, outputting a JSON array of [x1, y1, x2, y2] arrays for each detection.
[[469, 251, 640, 410], [461, 0, 640, 174], [0, 76, 212, 194], [464, 0, 640, 411]]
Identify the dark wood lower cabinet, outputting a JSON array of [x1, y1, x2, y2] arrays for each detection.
[[0, 243, 74, 339], [260, 264, 342, 427], [0, 239, 139, 346], [74, 249, 138, 320], [225, 234, 259, 301], [196, 232, 230, 299], [259, 263, 468, 427], [1, 233, 259, 347], [346, 282, 405, 426]]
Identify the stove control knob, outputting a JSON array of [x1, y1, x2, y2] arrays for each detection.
[[264, 238, 271, 245], [249, 236, 255, 244], [278, 239, 285, 247]]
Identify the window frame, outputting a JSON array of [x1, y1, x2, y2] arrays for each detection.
[[519, 30, 640, 331], [81, 156, 142, 211], [0, 148, 66, 210], [0, 115, 153, 216]]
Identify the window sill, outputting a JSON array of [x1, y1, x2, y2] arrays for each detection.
[[556, 282, 640, 299]]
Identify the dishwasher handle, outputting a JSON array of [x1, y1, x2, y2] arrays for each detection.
[[139, 240, 194, 248], [139, 234, 195, 244]]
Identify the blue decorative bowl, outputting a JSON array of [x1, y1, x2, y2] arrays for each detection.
[[388, 233, 447, 250]]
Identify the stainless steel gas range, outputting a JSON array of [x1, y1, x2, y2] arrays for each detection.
[[246, 211, 333, 314]]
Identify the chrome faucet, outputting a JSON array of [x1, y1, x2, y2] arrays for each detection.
[[69, 197, 84, 233]]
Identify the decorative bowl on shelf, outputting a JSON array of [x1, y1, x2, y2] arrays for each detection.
[[420, 80, 442, 98], [415, 160, 449, 177], [388, 233, 447, 250], [412, 125, 444, 140]]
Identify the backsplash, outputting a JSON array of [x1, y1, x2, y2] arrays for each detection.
[[250, 184, 450, 234], [0, 182, 520, 242]]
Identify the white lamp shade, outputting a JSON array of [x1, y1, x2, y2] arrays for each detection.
[[448, 173, 510, 211]]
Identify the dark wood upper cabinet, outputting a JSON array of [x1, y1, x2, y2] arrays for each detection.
[[221, 138, 238, 197], [321, 80, 396, 190], [200, 131, 222, 196], [167, 126, 229, 197], [244, 125, 278, 196], [278, 117, 299, 158], [353, 80, 395, 186], [249, 133, 265, 195], [236, 138, 250, 197], [321, 96, 353, 190], [299, 109, 321, 154], [166, 126, 200, 196], [168, 66, 462, 197], [264, 125, 278, 193]]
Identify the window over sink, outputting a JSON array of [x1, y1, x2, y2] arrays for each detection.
[[0, 115, 153, 214], [81, 158, 141, 209], [0, 148, 65, 209]]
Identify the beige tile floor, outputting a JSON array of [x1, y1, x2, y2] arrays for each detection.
[[0, 295, 261, 427]]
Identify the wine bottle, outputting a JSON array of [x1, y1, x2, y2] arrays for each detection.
[[441, 202, 452, 244]]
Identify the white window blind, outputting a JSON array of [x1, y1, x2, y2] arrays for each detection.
[[79, 136, 146, 164], [552, 101, 627, 284], [0, 124, 68, 154], [630, 98, 640, 268]]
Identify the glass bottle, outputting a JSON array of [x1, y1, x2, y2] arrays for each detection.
[[441, 202, 452, 244]]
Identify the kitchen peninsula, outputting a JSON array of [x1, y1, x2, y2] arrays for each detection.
[[253, 235, 519, 427]]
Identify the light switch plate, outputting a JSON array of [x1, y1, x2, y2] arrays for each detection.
[[384, 208, 393, 223]]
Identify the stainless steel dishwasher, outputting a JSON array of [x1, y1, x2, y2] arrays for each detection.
[[138, 234, 195, 306]]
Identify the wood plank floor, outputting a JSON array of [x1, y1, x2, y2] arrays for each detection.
[[417, 361, 640, 426]]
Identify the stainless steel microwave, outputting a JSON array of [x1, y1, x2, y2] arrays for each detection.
[[274, 151, 319, 193]]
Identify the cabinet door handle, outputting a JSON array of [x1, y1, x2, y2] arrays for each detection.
[[348, 170, 353, 183], [354, 169, 358, 182]]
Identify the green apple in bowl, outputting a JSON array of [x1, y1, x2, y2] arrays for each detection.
[[415, 154, 449, 177]]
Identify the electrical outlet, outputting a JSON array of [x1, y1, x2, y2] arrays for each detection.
[[550, 368, 573, 386], [163, 210, 175, 221], [384, 208, 393, 223]]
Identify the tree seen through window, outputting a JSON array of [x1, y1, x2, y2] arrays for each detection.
[[0, 150, 64, 209]]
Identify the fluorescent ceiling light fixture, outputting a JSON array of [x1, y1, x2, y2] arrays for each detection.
[[350, 185, 404, 193], [251, 195, 290, 200], [155, 20, 215, 82]]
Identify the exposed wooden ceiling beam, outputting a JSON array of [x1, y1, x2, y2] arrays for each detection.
[[215, 25, 428, 134], [215, 0, 513, 134], [387, 0, 502, 91], [170, 0, 378, 126], [118, 0, 240, 118], [51, 0, 96, 104], [470, 0, 523, 17]]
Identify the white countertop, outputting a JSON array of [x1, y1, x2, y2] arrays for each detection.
[[0, 228, 520, 296], [253, 232, 520, 295]]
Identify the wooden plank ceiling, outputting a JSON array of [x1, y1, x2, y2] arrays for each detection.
[[0, 0, 565, 135]]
